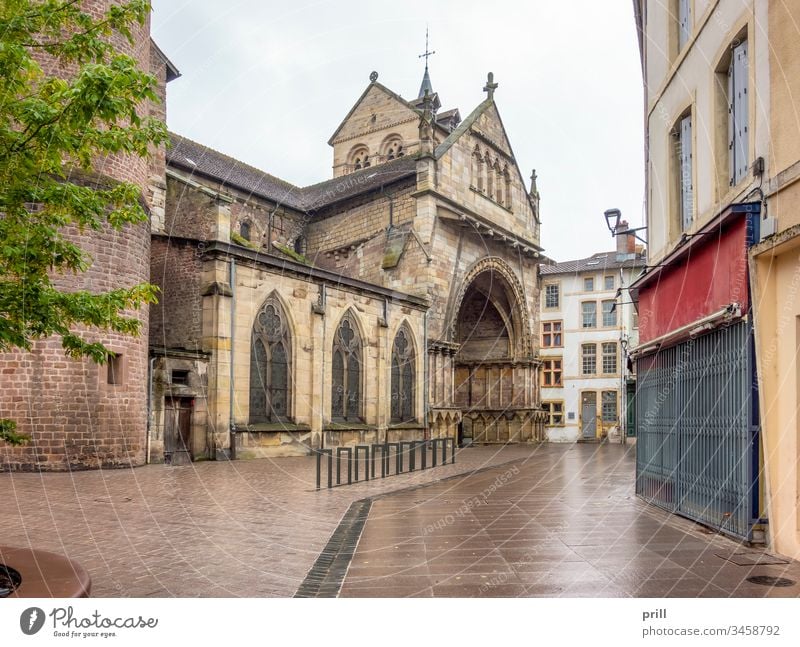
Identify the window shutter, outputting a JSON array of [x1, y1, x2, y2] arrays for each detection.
[[728, 56, 735, 186], [678, 0, 691, 49], [733, 41, 749, 184], [680, 114, 693, 230]]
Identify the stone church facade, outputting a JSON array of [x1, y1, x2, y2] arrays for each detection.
[[152, 71, 547, 462], [0, 3, 547, 470]]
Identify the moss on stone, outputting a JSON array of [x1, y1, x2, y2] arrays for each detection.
[[230, 231, 258, 249], [273, 242, 312, 266]]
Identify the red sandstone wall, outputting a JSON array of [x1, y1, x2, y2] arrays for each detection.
[[0, 1, 164, 471]]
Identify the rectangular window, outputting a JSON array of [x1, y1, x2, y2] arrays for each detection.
[[602, 300, 617, 327], [584, 276, 594, 291], [604, 275, 615, 291], [602, 342, 618, 374], [582, 301, 597, 328], [602, 390, 618, 423], [542, 358, 563, 387], [171, 370, 189, 385], [678, 0, 691, 50], [582, 344, 596, 375], [678, 113, 693, 231], [729, 40, 749, 186], [633, 310, 639, 329], [542, 321, 563, 348], [545, 284, 560, 309], [543, 401, 565, 426], [107, 353, 123, 385]]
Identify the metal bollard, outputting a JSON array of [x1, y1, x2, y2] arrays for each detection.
[[371, 443, 387, 478], [399, 440, 416, 472], [315, 449, 333, 490], [336, 447, 353, 485], [386, 442, 400, 475], [354, 445, 370, 482]]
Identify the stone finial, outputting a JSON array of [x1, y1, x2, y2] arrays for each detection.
[[530, 169, 540, 219], [418, 89, 435, 152], [483, 72, 498, 100]]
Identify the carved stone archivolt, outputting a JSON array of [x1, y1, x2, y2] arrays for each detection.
[[448, 256, 532, 357]]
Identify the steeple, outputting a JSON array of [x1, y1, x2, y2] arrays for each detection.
[[417, 27, 436, 99], [418, 65, 434, 100], [414, 28, 440, 113]]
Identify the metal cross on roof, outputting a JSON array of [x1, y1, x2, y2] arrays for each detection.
[[418, 27, 435, 65]]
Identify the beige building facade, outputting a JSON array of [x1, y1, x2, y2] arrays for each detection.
[[634, 0, 800, 556], [539, 237, 644, 443]]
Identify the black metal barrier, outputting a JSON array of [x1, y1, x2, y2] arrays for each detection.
[[315, 437, 456, 490], [315, 449, 333, 490]]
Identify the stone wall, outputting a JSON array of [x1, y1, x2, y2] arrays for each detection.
[[0, 1, 163, 471], [198, 250, 428, 457], [150, 236, 204, 351], [330, 84, 421, 176], [306, 178, 416, 286]]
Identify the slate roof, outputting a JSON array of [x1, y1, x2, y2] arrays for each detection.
[[167, 133, 417, 214], [301, 156, 417, 213], [168, 134, 306, 210], [539, 251, 647, 275]]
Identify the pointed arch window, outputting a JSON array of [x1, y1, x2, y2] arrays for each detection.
[[503, 167, 512, 210], [249, 297, 291, 423], [485, 154, 494, 198], [494, 162, 504, 206], [472, 148, 484, 191], [331, 314, 362, 422], [240, 220, 251, 241], [390, 327, 416, 423]]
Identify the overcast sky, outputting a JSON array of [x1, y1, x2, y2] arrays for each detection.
[[150, 0, 645, 262]]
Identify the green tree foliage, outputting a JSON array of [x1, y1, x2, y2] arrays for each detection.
[[0, 0, 167, 443]]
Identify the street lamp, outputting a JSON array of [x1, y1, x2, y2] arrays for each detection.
[[603, 208, 648, 245], [604, 208, 622, 233]]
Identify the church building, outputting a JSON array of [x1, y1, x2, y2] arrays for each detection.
[[151, 65, 548, 462], [0, 4, 547, 470]]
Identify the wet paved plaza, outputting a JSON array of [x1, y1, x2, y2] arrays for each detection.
[[2, 443, 800, 597]]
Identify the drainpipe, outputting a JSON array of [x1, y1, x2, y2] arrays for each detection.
[[146, 355, 157, 464], [423, 311, 429, 440], [229, 257, 236, 459], [319, 288, 326, 451], [619, 267, 626, 446]]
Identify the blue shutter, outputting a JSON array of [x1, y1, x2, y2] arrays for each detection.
[[678, 0, 691, 49], [733, 40, 749, 184], [728, 55, 735, 185], [680, 114, 693, 231]]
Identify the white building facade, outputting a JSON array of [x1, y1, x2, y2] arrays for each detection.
[[539, 236, 644, 443]]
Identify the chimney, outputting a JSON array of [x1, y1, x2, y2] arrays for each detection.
[[615, 220, 629, 255]]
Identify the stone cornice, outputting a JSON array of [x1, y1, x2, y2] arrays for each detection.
[[200, 240, 430, 310]]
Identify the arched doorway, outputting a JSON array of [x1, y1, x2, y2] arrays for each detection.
[[451, 259, 538, 444]]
